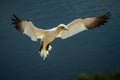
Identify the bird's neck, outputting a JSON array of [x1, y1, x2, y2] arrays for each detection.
[[55, 27, 62, 35]]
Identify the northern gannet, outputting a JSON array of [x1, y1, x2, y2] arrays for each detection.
[[12, 12, 110, 60]]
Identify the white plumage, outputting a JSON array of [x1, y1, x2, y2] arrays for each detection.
[[12, 12, 110, 60]]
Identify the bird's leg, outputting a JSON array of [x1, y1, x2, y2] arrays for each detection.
[[39, 41, 49, 51], [46, 43, 50, 51], [39, 41, 50, 60], [39, 41, 43, 51]]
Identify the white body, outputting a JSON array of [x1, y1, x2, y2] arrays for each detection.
[[12, 13, 110, 60]]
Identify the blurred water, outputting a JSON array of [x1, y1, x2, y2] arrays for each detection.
[[0, 0, 120, 80]]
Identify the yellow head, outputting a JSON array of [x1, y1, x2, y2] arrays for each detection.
[[57, 24, 68, 31]]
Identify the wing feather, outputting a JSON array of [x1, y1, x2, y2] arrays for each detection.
[[12, 15, 44, 41], [59, 12, 110, 39]]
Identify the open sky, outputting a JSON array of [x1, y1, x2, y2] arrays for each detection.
[[0, 0, 120, 80]]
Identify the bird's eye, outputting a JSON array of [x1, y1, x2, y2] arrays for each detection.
[[61, 26, 64, 28]]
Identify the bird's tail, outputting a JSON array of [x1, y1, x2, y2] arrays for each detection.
[[39, 45, 52, 60]]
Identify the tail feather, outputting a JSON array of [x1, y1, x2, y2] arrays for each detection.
[[40, 49, 49, 60], [39, 45, 52, 60], [48, 45, 52, 51]]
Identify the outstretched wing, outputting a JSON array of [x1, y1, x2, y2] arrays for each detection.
[[59, 12, 110, 39], [12, 15, 44, 41]]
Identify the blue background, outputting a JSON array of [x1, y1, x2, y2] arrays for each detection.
[[0, 0, 120, 80]]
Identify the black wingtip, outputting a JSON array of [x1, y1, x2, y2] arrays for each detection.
[[99, 12, 111, 20], [13, 14, 20, 20], [12, 14, 22, 25], [104, 12, 111, 18], [11, 18, 15, 21], [13, 14, 16, 17], [13, 14, 17, 18]]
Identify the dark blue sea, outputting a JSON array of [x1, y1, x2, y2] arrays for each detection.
[[0, 0, 120, 80]]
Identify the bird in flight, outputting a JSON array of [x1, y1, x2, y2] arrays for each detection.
[[12, 12, 110, 60]]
